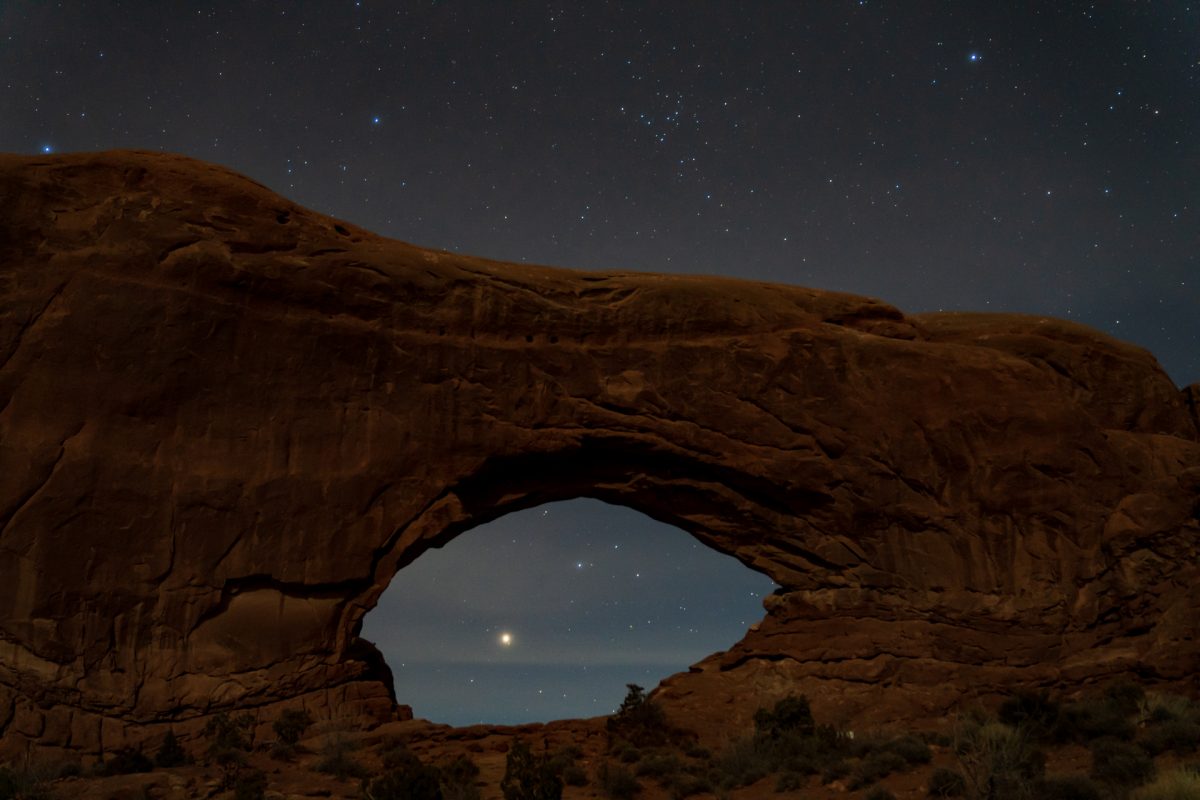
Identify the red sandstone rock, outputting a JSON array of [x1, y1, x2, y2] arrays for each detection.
[[0, 151, 1197, 758]]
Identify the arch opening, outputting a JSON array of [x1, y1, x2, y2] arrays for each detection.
[[360, 498, 778, 726]]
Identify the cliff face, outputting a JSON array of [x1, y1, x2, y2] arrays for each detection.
[[1, 151, 1197, 759]]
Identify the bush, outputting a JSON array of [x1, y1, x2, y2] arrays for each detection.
[[501, 738, 562, 800], [1054, 698, 1136, 743], [155, 729, 188, 768], [754, 695, 815, 739], [714, 736, 771, 788], [439, 755, 481, 800], [850, 750, 906, 790], [635, 752, 681, 780], [927, 768, 966, 797], [1090, 737, 1155, 791], [365, 753, 444, 800], [97, 747, 153, 776], [1140, 718, 1200, 756], [315, 735, 369, 781], [203, 712, 255, 787], [1131, 769, 1200, 800], [597, 761, 640, 800], [1035, 775, 1104, 800], [887, 734, 933, 765], [774, 771, 805, 792], [234, 768, 267, 800], [999, 690, 1061, 737], [607, 685, 670, 748], [0, 763, 54, 800], [865, 787, 897, 800], [954, 720, 1045, 799], [272, 708, 314, 746], [562, 764, 588, 787]]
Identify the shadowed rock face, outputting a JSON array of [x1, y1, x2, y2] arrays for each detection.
[[1, 151, 1197, 759]]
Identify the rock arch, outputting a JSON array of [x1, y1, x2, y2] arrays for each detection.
[[1, 151, 1197, 759]]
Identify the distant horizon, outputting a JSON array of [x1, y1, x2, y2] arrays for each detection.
[[362, 499, 777, 725]]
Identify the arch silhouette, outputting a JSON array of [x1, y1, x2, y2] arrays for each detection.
[[1, 151, 1197, 759], [360, 497, 777, 725]]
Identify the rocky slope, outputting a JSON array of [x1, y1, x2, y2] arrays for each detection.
[[1, 151, 1197, 761]]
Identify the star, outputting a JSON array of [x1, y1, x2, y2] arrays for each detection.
[[968, 52, 981, 62], [498, 631, 513, 647], [40, 144, 53, 154]]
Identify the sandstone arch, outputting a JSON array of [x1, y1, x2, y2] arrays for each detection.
[[1, 151, 1197, 759]]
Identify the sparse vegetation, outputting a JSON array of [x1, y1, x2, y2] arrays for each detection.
[[233, 768, 267, 800], [952, 718, 1045, 800], [271, 707, 314, 760], [1131, 769, 1200, 800], [315, 733, 370, 781], [500, 738, 562, 800], [1090, 737, 1155, 792], [365, 746, 444, 800], [0, 760, 55, 800], [928, 767, 967, 798], [607, 684, 672, 749], [203, 712, 256, 788], [597, 760, 640, 800]]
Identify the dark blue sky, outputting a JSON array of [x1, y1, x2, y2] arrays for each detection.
[[2, 1, 1196, 723]]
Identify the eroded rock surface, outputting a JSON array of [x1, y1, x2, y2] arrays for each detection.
[[1, 151, 1197, 759]]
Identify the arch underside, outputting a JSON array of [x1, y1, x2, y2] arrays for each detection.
[[1, 151, 1198, 758]]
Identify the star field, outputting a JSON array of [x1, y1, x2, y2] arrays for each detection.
[[1, 1, 1196, 724]]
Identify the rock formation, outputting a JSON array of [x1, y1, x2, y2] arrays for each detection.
[[1, 151, 1197, 760]]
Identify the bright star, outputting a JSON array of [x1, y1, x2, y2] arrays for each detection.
[[499, 631, 513, 647], [372, 116, 381, 125], [968, 52, 981, 62], [40, 144, 53, 154]]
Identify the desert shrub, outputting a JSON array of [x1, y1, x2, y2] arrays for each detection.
[[714, 736, 771, 788], [97, 747, 153, 776], [754, 695, 815, 739], [1104, 680, 1146, 717], [820, 757, 851, 784], [850, 750, 907, 790], [887, 734, 933, 765], [774, 770, 805, 792], [562, 764, 588, 787], [954, 721, 1044, 800], [1035, 775, 1104, 800], [597, 761, 640, 800], [272, 708, 314, 746], [928, 767, 966, 797], [1090, 737, 1155, 791], [365, 752, 444, 800], [1140, 717, 1200, 756], [439, 755, 481, 800], [864, 787, 897, 800], [203, 712, 255, 787], [607, 685, 671, 748], [233, 768, 267, 800], [0, 762, 54, 800], [203, 712, 254, 754], [315, 734, 369, 781], [669, 773, 712, 799], [154, 729, 187, 768], [501, 738, 562, 800], [999, 690, 1061, 737], [1131, 769, 1200, 800], [1054, 699, 1136, 743], [635, 752, 681, 781]]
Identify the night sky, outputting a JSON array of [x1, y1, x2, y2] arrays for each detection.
[[2, 3, 1196, 724]]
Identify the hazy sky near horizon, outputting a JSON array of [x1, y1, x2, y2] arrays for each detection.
[[2, 2, 1196, 724]]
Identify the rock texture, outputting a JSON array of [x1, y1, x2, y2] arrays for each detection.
[[1, 151, 1197, 759]]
